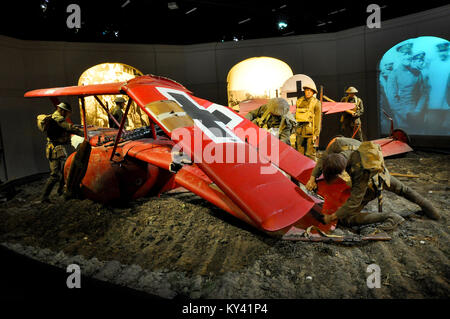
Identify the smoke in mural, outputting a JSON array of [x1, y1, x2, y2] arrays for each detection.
[[379, 36, 449, 136]]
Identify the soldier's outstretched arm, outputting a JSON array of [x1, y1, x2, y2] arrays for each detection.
[[334, 166, 370, 220], [244, 107, 259, 121], [55, 118, 83, 136]]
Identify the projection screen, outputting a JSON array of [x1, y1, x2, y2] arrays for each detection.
[[379, 36, 449, 136]]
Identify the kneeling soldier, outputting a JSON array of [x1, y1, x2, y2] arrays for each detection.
[[306, 137, 439, 230]]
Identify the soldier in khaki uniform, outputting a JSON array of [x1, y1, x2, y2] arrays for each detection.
[[39, 102, 83, 203], [295, 84, 321, 161], [245, 98, 296, 145], [340, 86, 364, 141], [109, 96, 128, 129], [306, 137, 440, 230]]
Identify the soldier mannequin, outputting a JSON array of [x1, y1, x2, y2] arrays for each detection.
[[295, 84, 322, 161], [109, 96, 128, 129], [39, 102, 83, 203], [306, 137, 440, 230], [245, 97, 296, 145], [340, 86, 364, 141]]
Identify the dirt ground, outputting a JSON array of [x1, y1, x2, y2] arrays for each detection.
[[0, 150, 449, 299]]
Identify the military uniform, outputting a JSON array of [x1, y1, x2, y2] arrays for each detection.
[[340, 93, 364, 141], [109, 104, 124, 128], [311, 137, 439, 226], [295, 95, 321, 160], [41, 108, 83, 201], [109, 96, 129, 129], [245, 98, 296, 145]]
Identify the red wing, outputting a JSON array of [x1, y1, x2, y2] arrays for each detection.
[[24, 82, 125, 97], [322, 102, 356, 114], [372, 138, 413, 157], [172, 126, 315, 232], [235, 99, 356, 116]]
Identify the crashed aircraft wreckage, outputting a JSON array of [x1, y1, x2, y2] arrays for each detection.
[[25, 75, 391, 241]]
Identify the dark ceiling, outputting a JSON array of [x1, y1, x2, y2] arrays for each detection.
[[1, 0, 449, 45]]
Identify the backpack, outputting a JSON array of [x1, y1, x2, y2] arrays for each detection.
[[37, 114, 53, 132], [357, 141, 384, 174]]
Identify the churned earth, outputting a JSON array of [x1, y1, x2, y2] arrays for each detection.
[[0, 151, 449, 299]]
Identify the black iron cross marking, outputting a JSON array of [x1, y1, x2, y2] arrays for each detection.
[[167, 92, 235, 140], [286, 80, 302, 98]]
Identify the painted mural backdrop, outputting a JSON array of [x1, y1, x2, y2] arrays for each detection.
[[227, 57, 293, 109], [379, 36, 449, 136], [78, 63, 149, 129]]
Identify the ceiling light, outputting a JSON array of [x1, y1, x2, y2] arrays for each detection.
[[185, 7, 197, 14], [40, 0, 49, 12], [238, 18, 251, 24], [121, 0, 131, 8], [278, 21, 288, 30], [168, 2, 178, 10]]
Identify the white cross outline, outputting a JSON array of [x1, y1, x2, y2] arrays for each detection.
[[156, 86, 244, 144]]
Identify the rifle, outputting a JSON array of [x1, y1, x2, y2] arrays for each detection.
[[282, 226, 391, 242], [315, 85, 324, 148]]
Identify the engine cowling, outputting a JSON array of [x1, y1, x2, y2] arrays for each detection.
[[64, 145, 160, 204]]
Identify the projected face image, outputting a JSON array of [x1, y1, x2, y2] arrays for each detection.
[[437, 42, 449, 62], [411, 52, 426, 70], [379, 36, 450, 136]]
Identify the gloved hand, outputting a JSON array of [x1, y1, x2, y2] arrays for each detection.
[[323, 213, 338, 224], [306, 176, 317, 191]]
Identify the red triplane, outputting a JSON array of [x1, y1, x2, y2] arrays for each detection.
[[25, 75, 402, 241]]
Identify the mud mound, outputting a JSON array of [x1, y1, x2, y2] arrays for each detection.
[[0, 151, 449, 298]]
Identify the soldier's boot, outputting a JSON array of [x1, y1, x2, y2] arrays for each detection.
[[347, 212, 404, 234], [347, 212, 390, 225], [378, 214, 405, 231], [402, 187, 440, 220], [57, 180, 65, 196]]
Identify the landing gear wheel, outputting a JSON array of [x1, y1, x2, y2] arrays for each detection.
[[391, 129, 410, 144]]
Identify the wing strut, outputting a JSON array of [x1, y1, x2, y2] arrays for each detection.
[[79, 97, 88, 141], [94, 95, 121, 128], [110, 97, 132, 161]]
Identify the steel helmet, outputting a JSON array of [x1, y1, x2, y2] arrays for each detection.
[[267, 98, 289, 116], [302, 83, 318, 94], [115, 96, 126, 103], [57, 102, 72, 112], [345, 86, 358, 94]]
